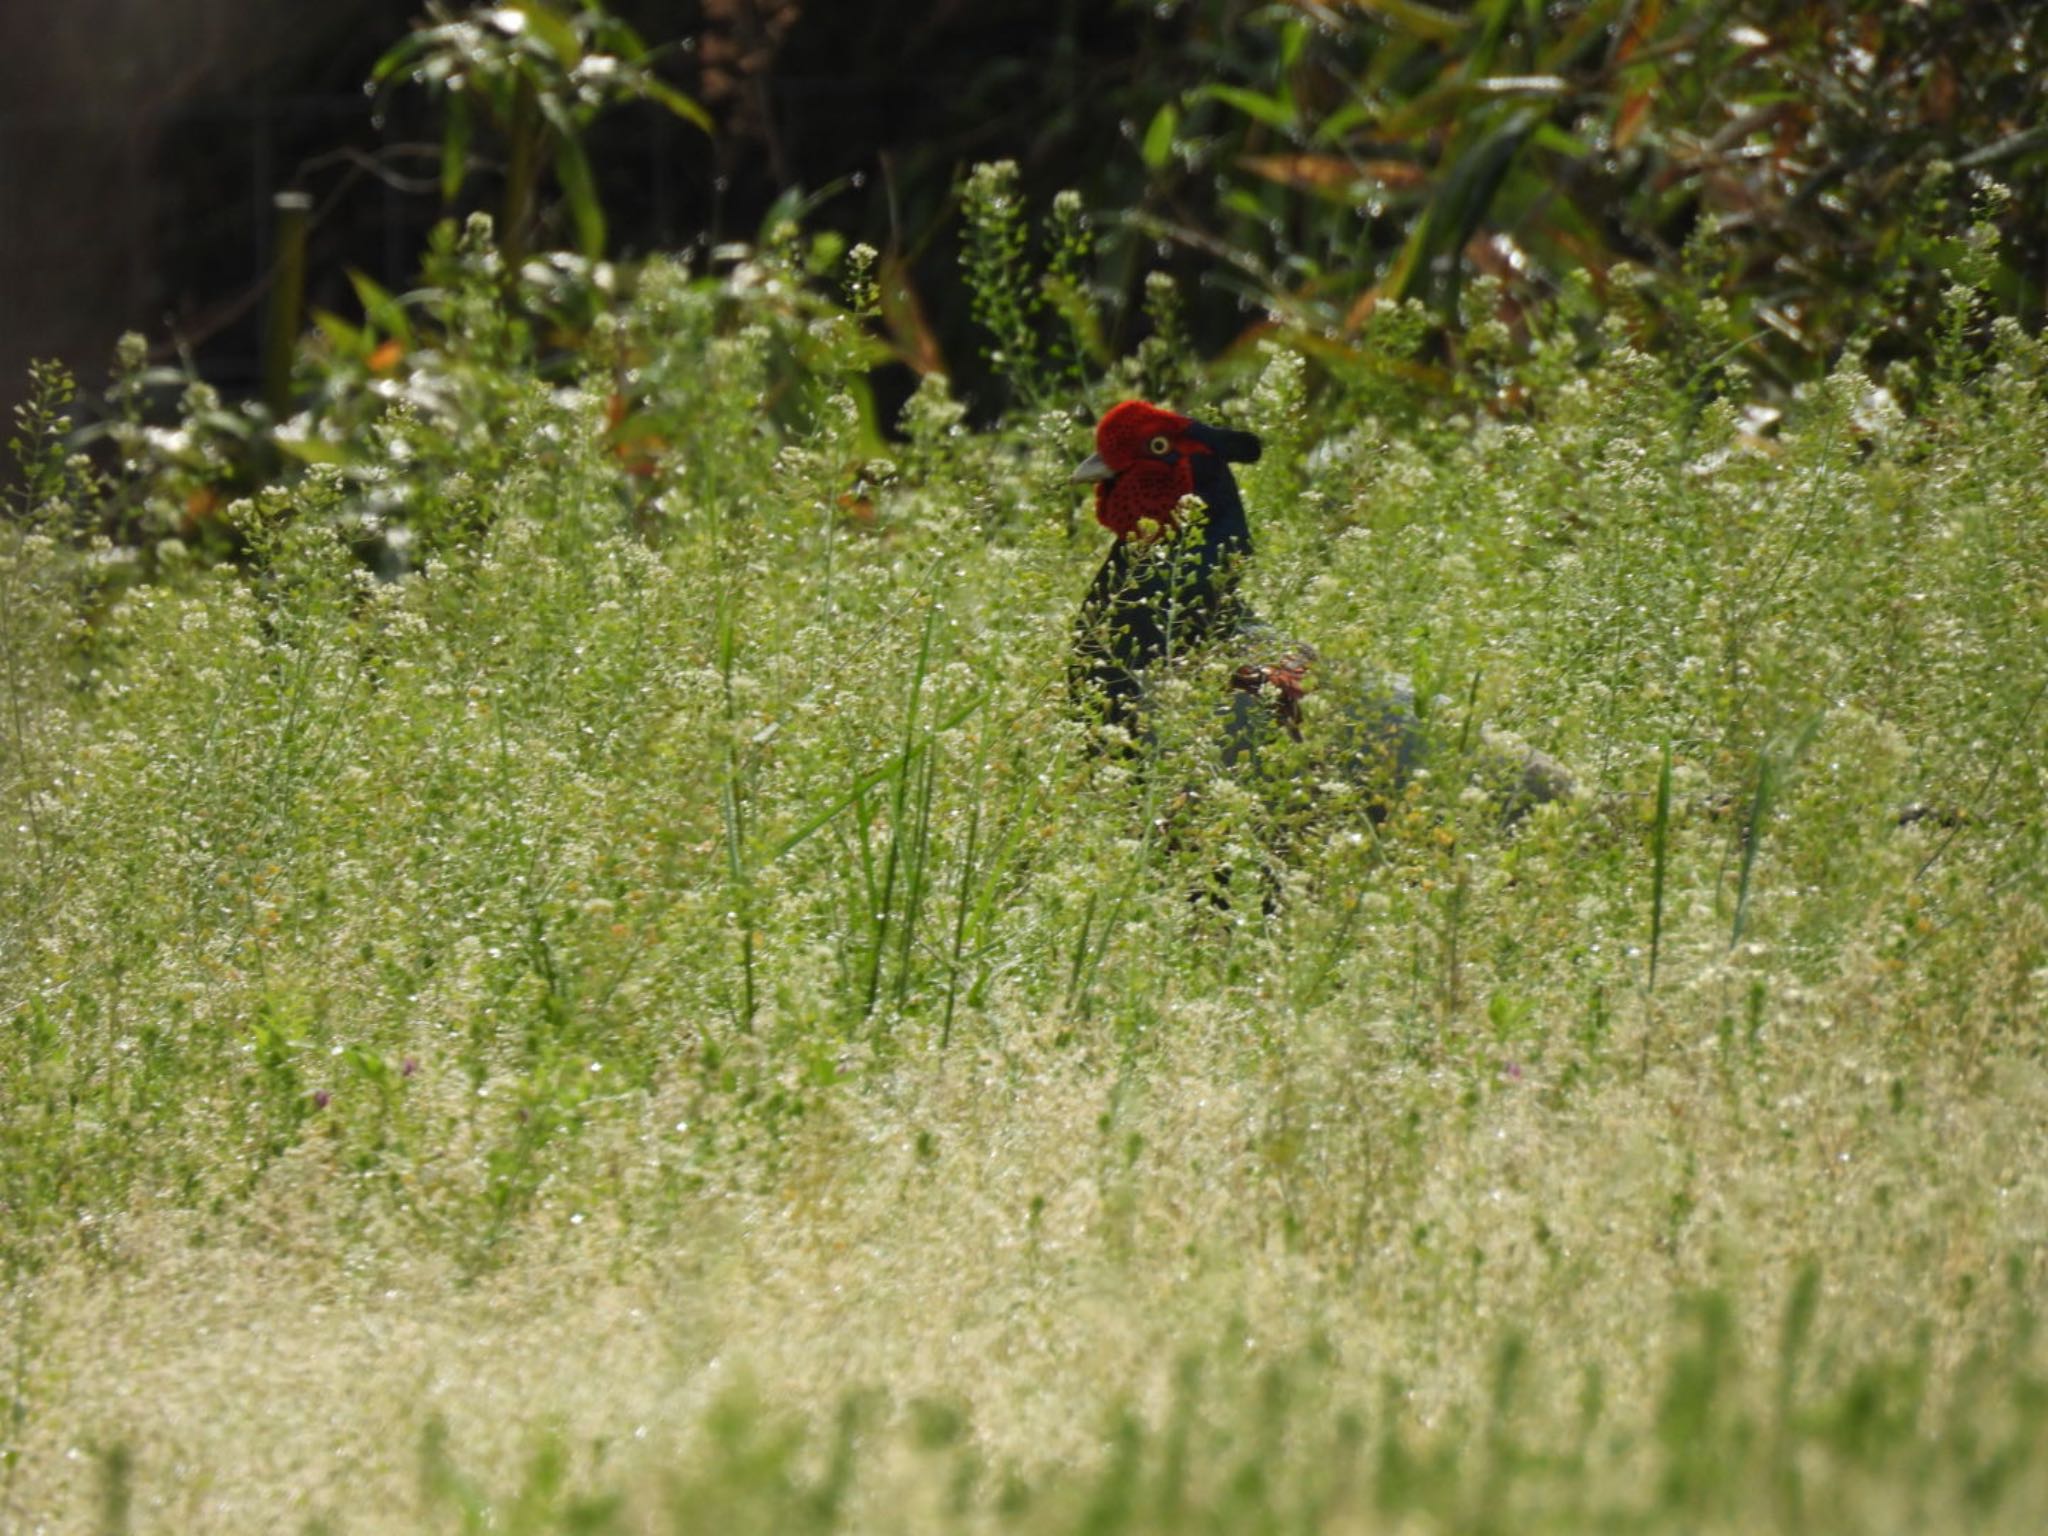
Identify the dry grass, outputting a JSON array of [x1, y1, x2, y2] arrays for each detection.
[[11, 980, 2048, 1531]]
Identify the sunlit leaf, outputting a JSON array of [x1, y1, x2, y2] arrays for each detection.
[[273, 431, 353, 465], [1142, 103, 1180, 170], [508, 1, 580, 67], [1043, 273, 1111, 365], [1279, 19, 1309, 70], [1474, 75, 1568, 97], [348, 271, 414, 346], [311, 310, 369, 359], [1222, 317, 1454, 391]]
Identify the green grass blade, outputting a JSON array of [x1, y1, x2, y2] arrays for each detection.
[[1649, 740, 1673, 992]]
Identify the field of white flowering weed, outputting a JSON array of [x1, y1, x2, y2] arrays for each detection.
[[3, 223, 2046, 1532]]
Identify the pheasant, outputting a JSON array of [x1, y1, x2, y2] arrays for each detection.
[[1068, 399, 1572, 820]]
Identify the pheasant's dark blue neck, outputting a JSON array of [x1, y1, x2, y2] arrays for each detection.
[[1185, 450, 1252, 570], [1070, 456, 1255, 732]]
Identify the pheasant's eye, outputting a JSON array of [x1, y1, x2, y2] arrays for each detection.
[[1148, 434, 1172, 456]]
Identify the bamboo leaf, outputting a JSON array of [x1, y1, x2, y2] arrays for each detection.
[[1335, 0, 1470, 45], [1395, 107, 1540, 307], [1195, 84, 1297, 133], [1531, 121, 1591, 158], [369, 31, 435, 86], [640, 78, 713, 133], [1314, 99, 1378, 144]]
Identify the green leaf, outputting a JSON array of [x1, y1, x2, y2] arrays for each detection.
[[1392, 106, 1540, 307], [1195, 84, 1296, 133], [640, 78, 713, 133], [1314, 99, 1377, 145], [766, 693, 989, 866], [311, 310, 369, 359], [1539, 0, 1628, 73], [1142, 103, 1180, 170], [509, 0, 581, 68], [441, 90, 473, 204], [1466, 0, 1518, 77], [1346, 0, 1470, 44], [553, 137, 606, 257], [369, 32, 432, 87], [1649, 740, 1673, 992], [601, 20, 649, 63], [1222, 188, 1271, 222], [1730, 712, 1825, 949], [347, 272, 413, 346], [1530, 121, 1591, 159], [1279, 19, 1309, 70], [276, 435, 349, 465], [190, 410, 255, 441]]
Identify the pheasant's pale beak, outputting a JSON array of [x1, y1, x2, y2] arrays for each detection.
[[1070, 451, 1115, 484]]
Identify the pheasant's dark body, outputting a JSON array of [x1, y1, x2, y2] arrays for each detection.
[[1069, 422, 1255, 736], [1068, 399, 1572, 820]]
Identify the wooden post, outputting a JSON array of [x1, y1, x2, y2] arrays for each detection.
[[263, 191, 313, 418]]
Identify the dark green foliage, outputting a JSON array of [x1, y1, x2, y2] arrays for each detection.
[[1116, 0, 2048, 390], [372, 1, 707, 266], [675, 0, 2048, 404]]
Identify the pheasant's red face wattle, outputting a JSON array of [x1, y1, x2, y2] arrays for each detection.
[[1095, 458, 1192, 539], [1087, 400, 1211, 540]]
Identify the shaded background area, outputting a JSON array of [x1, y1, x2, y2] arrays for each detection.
[[0, 0, 1170, 424], [4, 1, 2045, 431], [1, 2, 406, 413]]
